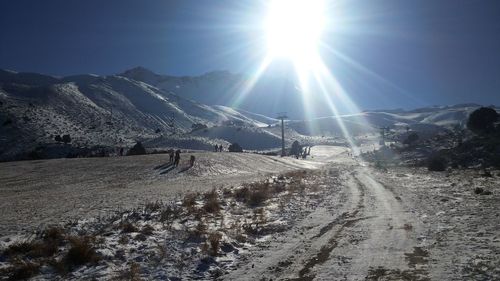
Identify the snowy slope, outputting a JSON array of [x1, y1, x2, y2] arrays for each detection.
[[0, 70, 284, 160]]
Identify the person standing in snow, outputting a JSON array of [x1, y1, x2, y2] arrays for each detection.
[[169, 149, 174, 163], [189, 155, 196, 167], [219, 144, 223, 152], [174, 150, 181, 167], [214, 144, 218, 152]]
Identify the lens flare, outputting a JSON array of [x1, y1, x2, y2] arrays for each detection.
[[266, 0, 325, 62]]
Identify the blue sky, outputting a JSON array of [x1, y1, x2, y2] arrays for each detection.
[[1, 0, 500, 110]]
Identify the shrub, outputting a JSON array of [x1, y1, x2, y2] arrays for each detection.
[[203, 189, 220, 213], [233, 186, 250, 202], [4, 260, 40, 280], [62, 134, 71, 144], [427, 155, 447, 171], [141, 224, 155, 236], [228, 143, 243, 152], [54, 135, 62, 142], [63, 236, 100, 268], [182, 193, 197, 210], [248, 187, 269, 207], [127, 142, 146, 156], [290, 140, 301, 157], [119, 262, 142, 281], [120, 221, 139, 233], [467, 107, 499, 134], [208, 232, 222, 256]]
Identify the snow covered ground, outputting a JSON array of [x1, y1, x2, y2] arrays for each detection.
[[0, 146, 498, 280]]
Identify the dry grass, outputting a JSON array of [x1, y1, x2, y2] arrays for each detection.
[[3, 239, 58, 259], [188, 221, 207, 242], [63, 236, 100, 269], [160, 205, 182, 224], [118, 262, 142, 281], [247, 182, 270, 207], [208, 232, 222, 256], [2, 260, 40, 281], [234, 186, 251, 202], [203, 189, 221, 213], [182, 192, 198, 211], [403, 223, 413, 231], [141, 224, 155, 236], [120, 221, 139, 233], [144, 201, 162, 213]]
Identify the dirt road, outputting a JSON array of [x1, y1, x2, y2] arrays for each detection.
[[224, 161, 429, 281]]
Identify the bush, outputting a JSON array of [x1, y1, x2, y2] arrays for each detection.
[[208, 232, 222, 256], [467, 107, 499, 134], [127, 142, 146, 156], [427, 155, 447, 171], [4, 260, 40, 280], [203, 189, 220, 213], [290, 140, 301, 157], [63, 236, 100, 269], [54, 135, 62, 142], [62, 134, 71, 144], [228, 143, 243, 152]]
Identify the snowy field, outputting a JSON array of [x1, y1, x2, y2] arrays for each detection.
[[0, 145, 498, 280], [0, 147, 346, 237]]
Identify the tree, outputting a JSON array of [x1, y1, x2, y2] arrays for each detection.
[[467, 107, 499, 134], [228, 143, 243, 152], [127, 141, 146, 156], [290, 140, 301, 157], [62, 134, 71, 144], [54, 135, 62, 142]]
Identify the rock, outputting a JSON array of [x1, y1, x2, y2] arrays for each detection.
[[474, 187, 484, 194], [480, 190, 492, 195]]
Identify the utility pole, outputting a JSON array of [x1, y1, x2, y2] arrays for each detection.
[[277, 112, 288, 157]]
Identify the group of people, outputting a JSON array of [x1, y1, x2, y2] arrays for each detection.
[[168, 149, 196, 168], [168, 149, 181, 167], [214, 144, 224, 152]]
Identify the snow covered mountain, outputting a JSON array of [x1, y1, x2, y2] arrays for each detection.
[[1, 68, 496, 161], [119, 67, 303, 119], [288, 104, 495, 137], [0, 69, 280, 161]]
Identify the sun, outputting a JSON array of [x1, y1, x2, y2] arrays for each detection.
[[265, 0, 325, 62]]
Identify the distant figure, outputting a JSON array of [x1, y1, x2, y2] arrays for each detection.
[[174, 150, 181, 167], [219, 144, 223, 152], [119, 147, 124, 156], [190, 155, 196, 167], [169, 149, 174, 163], [214, 144, 219, 152]]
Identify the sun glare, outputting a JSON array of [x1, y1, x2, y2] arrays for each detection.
[[266, 0, 325, 61]]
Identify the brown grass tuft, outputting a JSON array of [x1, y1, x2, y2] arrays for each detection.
[[203, 189, 220, 213], [208, 232, 222, 256], [141, 224, 155, 236], [63, 236, 100, 269], [182, 193, 197, 211], [4, 260, 40, 281], [120, 221, 139, 233]]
